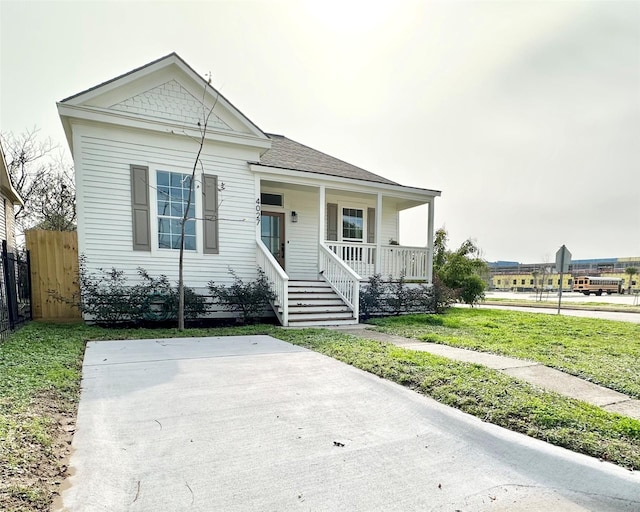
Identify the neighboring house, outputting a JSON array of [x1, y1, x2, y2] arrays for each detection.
[[57, 53, 440, 326], [0, 141, 23, 249]]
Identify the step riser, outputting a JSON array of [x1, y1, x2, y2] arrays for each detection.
[[289, 306, 351, 314], [288, 312, 355, 321], [289, 281, 332, 289], [289, 293, 340, 300], [288, 318, 358, 327], [289, 299, 344, 306]]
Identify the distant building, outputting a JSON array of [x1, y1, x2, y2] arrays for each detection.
[[488, 257, 640, 293]]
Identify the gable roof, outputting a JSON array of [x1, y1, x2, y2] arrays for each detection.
[[258, 134, 399, 186], [58, 52, 268, 145]]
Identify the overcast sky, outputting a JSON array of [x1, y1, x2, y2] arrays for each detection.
[[1, 0, 639, 262]]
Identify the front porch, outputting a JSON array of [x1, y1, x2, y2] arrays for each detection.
[[252, 173, 439, 326]]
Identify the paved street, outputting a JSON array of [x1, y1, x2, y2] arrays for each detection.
[[56, 336, 640, 511]]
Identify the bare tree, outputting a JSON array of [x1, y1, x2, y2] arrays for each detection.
[[1, 128, 76, 232], [177, 75, 219, 330]]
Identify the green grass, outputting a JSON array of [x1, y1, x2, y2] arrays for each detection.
[[368, 309, 640, 398], [2, 318, 640, 510], [483, 297, 640, 311], [274, 328, 640, 469]]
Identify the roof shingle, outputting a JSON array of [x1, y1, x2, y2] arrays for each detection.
[[258, 134, 399, 186]]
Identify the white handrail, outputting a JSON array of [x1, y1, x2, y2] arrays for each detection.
[[256, 240, 288, 326], [326, 242, 429, 280], [319, 242, 360, 318]]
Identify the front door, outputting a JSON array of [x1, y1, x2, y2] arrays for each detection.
[[261, 212, 285, 268]]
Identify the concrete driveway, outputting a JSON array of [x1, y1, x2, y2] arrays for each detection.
[[56, 336, 640, 511]]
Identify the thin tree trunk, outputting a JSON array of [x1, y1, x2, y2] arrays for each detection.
[[178, 79, 217, 331]]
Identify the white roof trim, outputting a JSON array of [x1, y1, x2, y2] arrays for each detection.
[[250, 163, 441, 201], [0, 142, 23, 206]]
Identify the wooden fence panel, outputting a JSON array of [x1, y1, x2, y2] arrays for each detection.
[[25, 230, 80, 321]]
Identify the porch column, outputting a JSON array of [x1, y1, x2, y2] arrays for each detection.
[[318, 186, 326, 273], [254, 175, 261, 242], [427, 199, 435, 283], [375, 192, 382, 273]]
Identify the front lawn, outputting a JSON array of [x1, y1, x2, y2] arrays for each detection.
[[2, 319, 640, 511], [368, 308, 640, 398]]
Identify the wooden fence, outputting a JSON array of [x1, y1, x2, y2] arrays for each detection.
[[25, 230, 81, 321]]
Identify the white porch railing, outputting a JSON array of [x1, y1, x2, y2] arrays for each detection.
[[319, 243, 361, 316], [256, 240, 289, 326], [326, 242, 429, 280]]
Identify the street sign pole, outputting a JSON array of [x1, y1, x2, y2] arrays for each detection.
[[555, 245, 571, 315], [557, 253, 565, 315]]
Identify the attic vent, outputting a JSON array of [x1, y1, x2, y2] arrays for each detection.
[[261, 193, 283, 207]]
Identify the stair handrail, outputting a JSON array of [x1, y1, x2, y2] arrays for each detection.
[[256, 239, 288, 326], [319, 242, 361, 319]]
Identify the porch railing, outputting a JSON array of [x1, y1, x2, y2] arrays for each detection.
[[326, 242, 429, 280], [319, 243, 360, 316], [256, 240, 289, 326]]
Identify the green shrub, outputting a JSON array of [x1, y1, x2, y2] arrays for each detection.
[[51, 257, 206, 325], [208, 267, 275, 325]]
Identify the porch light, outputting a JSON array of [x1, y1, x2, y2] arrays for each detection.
[[291, 211, 298, 223]]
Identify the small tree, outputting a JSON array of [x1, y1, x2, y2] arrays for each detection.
[[625, 267, 638, 294], [433, 228, 487, 306], [177, 74, 219, 331]]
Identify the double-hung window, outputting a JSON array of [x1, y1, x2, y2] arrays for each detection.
[[156, 170, 196, 250], [342, 208, 364, 241]]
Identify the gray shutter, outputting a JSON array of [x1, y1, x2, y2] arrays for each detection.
[[327, 203, 338, 241], [203, 174, 219, 254], [130, 165, 151, 251], [367, 207, 376, 244]]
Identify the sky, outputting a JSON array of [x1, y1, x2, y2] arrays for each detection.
[[1, 0, 639, 263]]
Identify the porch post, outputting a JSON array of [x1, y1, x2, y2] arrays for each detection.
[[427, 199, 435, 283], [375, 192, 382, 273], [318, 185, 326, 272], [254, 175, 261, 243]]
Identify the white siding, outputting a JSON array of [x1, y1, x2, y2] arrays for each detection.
[[75, 123, 262, 289], [0, 197, 6, 242], [285, 189, 319, 280], [381, 199, 399, 244], [5, 200, 15, 249]]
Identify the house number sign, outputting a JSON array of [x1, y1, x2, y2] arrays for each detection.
[[256, 198, 261, 225]]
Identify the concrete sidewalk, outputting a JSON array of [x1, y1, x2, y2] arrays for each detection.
[[332, 326, 640, 420]]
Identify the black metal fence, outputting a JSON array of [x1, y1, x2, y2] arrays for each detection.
[[0, 240, 32, 340]]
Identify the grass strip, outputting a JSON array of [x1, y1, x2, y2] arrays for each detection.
[[368, 309, 640, 398], [272, 328, 640, 470]]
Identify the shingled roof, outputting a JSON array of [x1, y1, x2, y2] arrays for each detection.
[[258, 134, 399, 186]]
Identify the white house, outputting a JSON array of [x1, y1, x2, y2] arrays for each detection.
[[0, 141, 23, 250], [57, 53, 440, 326]]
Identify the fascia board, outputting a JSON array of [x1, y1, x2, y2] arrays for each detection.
[[250, 164, 441, 201], [57, 104, 272, 151], [0, 143, 24, 206]]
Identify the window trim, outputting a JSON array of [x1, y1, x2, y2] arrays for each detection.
[[150, 166, 203, 256], [340, 205, 366, 243]]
